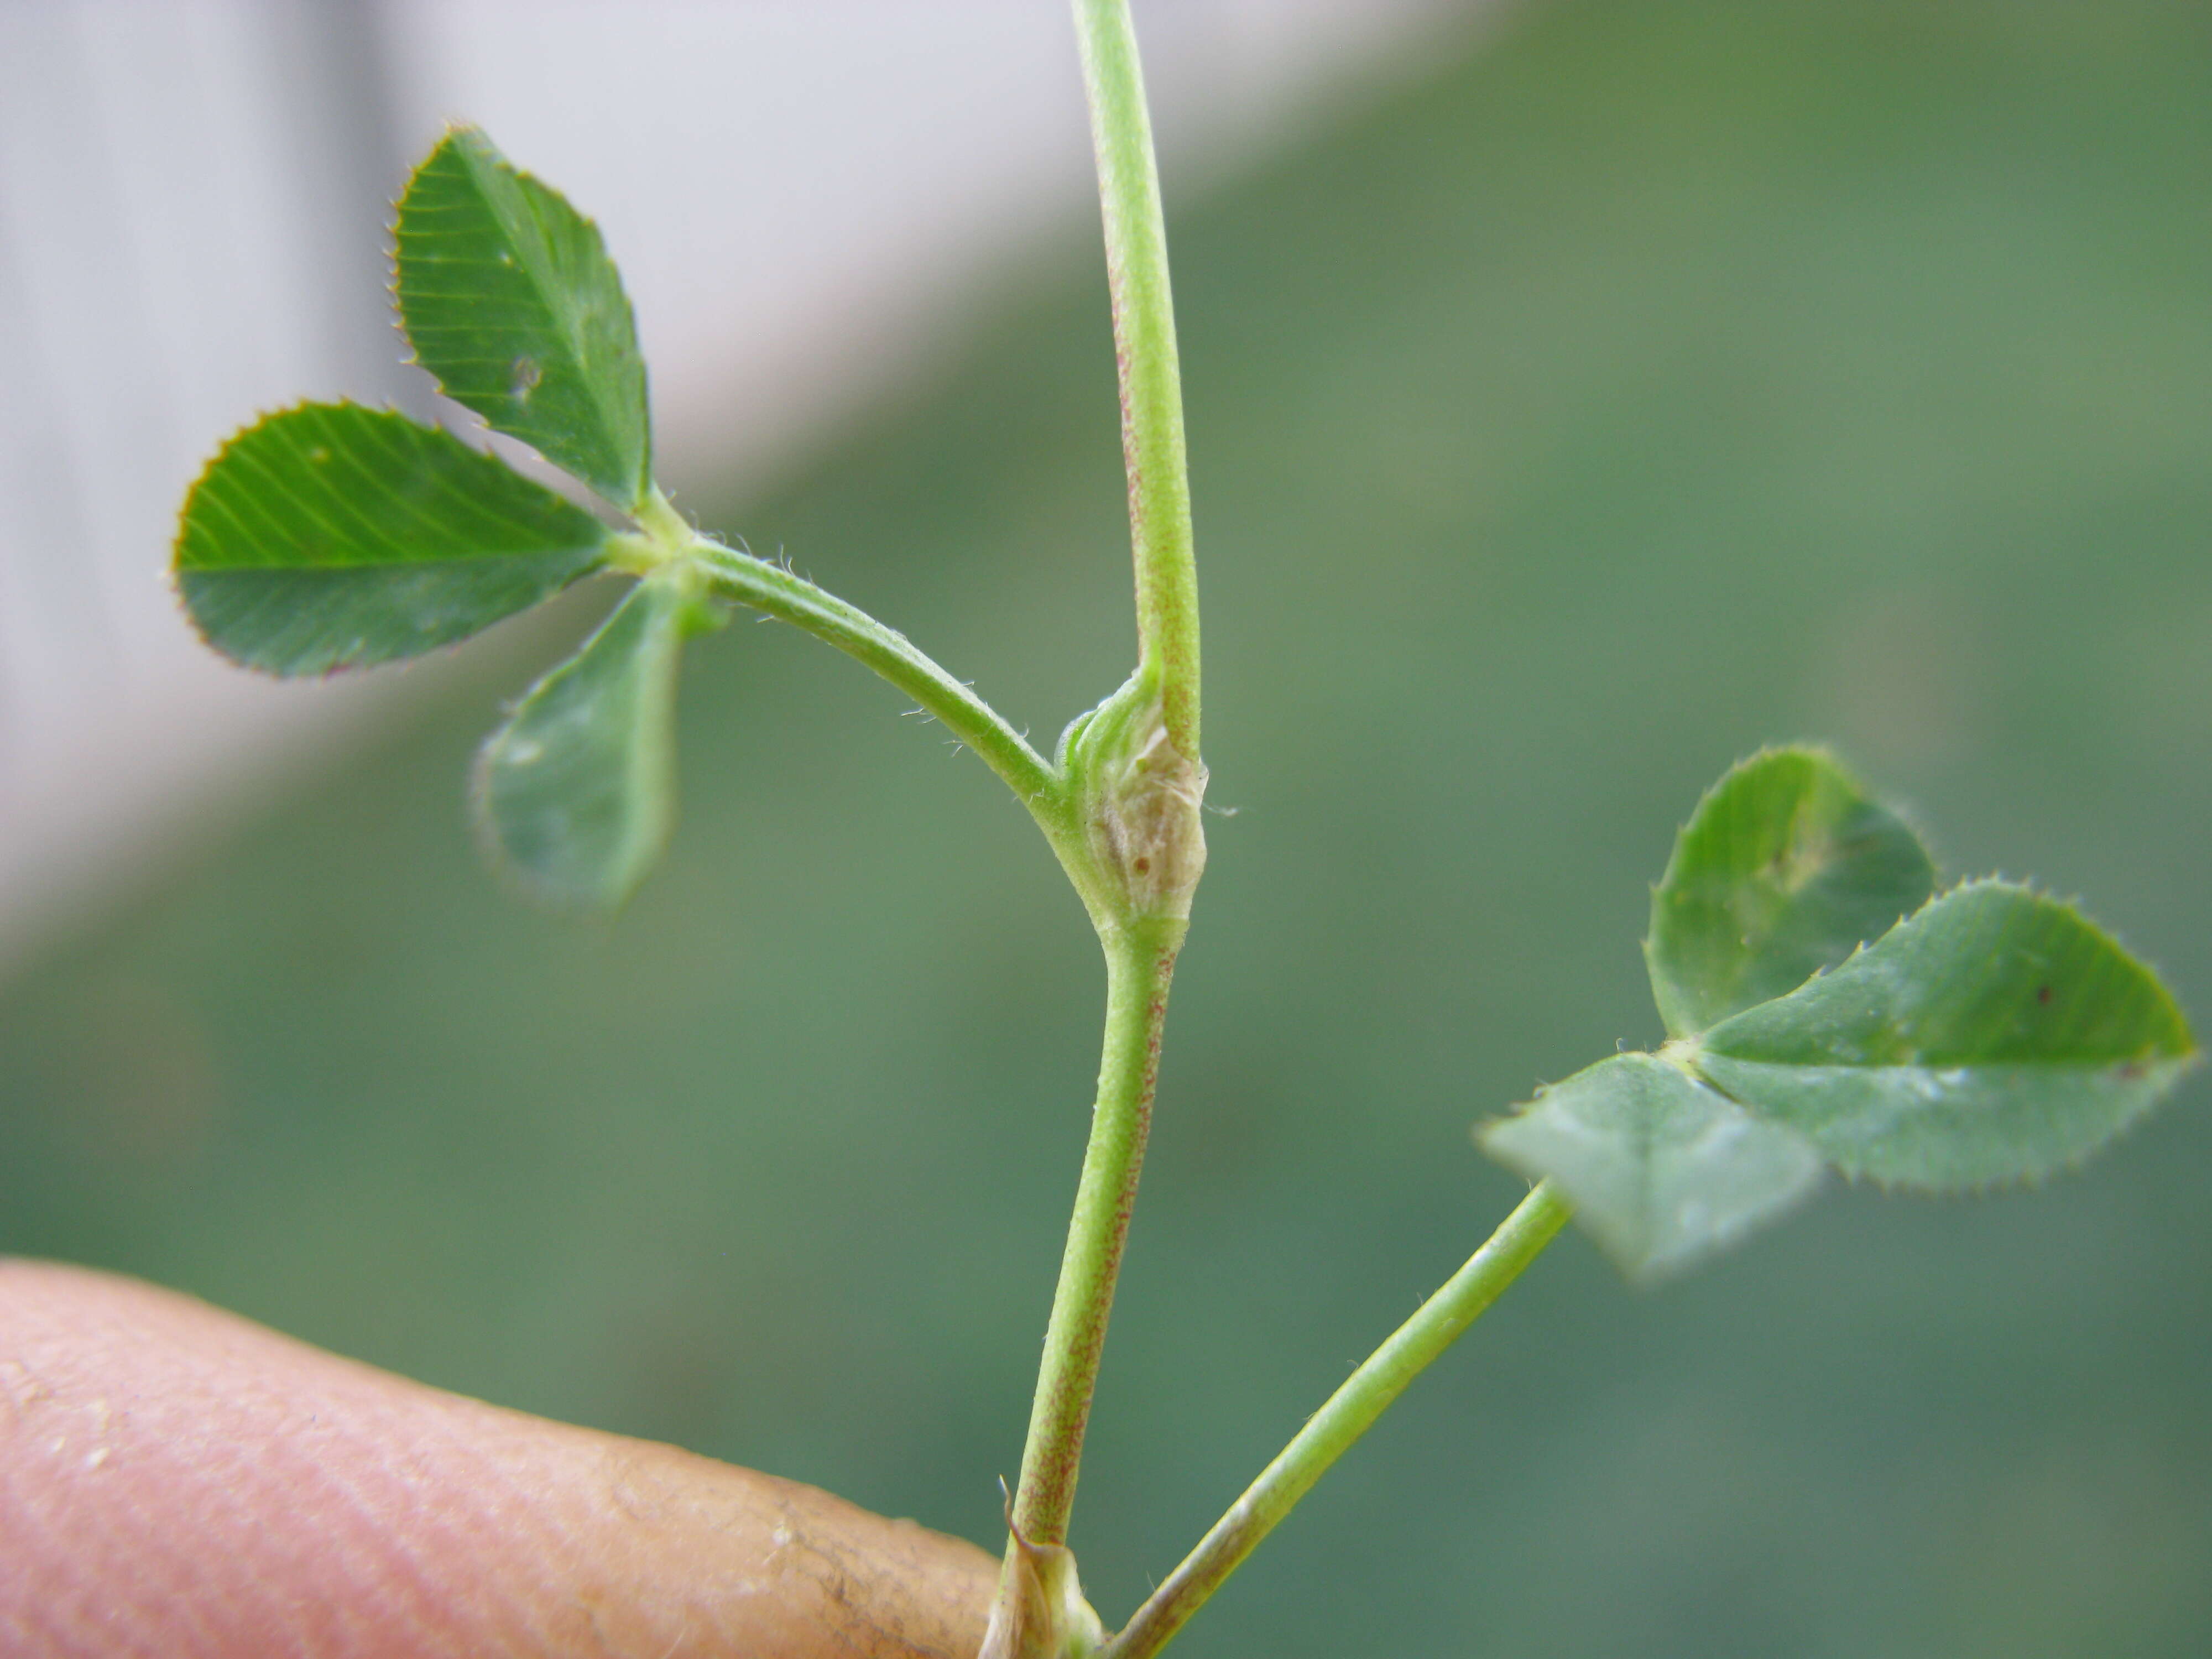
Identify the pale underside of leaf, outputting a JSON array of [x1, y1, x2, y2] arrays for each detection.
[[1645, 746, 1936, 1038], [474, 573, 689, 911], [397, 127, 651, 512], [174, 402, 609, 675], [1481, 1053, 1824, 1282], [1695, 880, 2198, 1187], [1688, 1053, 2195, 1188]]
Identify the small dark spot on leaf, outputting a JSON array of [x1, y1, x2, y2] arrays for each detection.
[[1133, 857, 1151, 874], [2037, 984, 2053, 1004], [2118, 1061, 2146, 1080]]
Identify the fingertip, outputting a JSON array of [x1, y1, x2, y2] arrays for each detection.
[[0, 1260, 995, 1658]]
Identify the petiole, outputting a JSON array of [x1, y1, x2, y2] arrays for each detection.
[[1101, 1182, 1574, 1659]]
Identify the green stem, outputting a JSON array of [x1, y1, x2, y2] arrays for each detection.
[[1011, 920, 1182, 1546], [992, 3, 1210, 1566], [682, 536, 1103, 884], [1073, 0, 1201, 759], [1099, 1182, 1574, 1659]]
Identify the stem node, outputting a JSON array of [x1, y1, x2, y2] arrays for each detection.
[[1069, 675, 1208, 925]]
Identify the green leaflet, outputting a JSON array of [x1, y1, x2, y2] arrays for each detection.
[[182, 131, 686, 901], [1482, 755, 2197, 1281], [474, 571, 692, 911], [1481, 1053, 1823, 1282], [397, 127, 652, 512], [174, 402, 611, 675], [1646, 747, 1936, 1037], [1694, 880, 2198, 1188]]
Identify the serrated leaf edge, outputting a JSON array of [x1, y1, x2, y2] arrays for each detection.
[[392, 123, 653, 513], [171, 398, 612, 678], [1642, 742, 1939, 1040]]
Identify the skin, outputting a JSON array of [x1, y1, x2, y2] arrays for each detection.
[[0, 1260, 997, 1658]]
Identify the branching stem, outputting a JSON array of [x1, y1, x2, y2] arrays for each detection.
[[681, 9, 1555, 1652], [1099, 1182, 1574, 1659]]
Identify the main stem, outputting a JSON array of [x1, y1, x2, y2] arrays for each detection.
[[1099, 1182, 1574, 1659], [999, 0, 1205, 1558], [1075, 0, 1201, 758], [1013, 921, 1181, 1546]]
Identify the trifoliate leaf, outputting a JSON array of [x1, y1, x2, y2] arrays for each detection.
[[1693, 880, 2198, 1188], [1481, 1053, 1824, 1282], [473, 570, 691, 910], [396, 126, 651, 511], [175, 401, 610, 675], [1646, 747, 1936, 1037], [1486, 759, 2197, 1283]]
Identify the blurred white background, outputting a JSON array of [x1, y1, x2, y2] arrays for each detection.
[[0, 0, 1495, 976]]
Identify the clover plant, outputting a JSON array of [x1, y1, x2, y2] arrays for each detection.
[[171, 4, 2197, 1655]]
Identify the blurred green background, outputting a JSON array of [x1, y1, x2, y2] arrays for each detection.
[[6, 2, 2211, 1653]]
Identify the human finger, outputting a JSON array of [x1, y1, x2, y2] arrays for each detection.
[[0, 1260, 995, 1658]]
